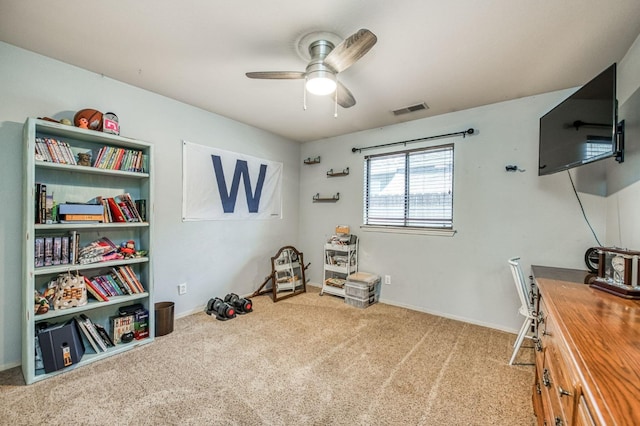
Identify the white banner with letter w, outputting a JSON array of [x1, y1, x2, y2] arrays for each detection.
[[182, 141, 282, 221]]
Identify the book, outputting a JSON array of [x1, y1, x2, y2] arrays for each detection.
[[135, 199, 147, 222], [75, 316, 102, 353], [80, 314, 107, 351], [83, 276, 108, 302], [52, 237, 62, 265], [112, 267, 134, 294], [134, 309, 149, 340], [34, 237, 44, 267], [44, 237, 53, 266], [38, 183, 47, 224], [110, 315, 134, 345], [121, 265, 144, 293], [69, 231, 79, 264], [94, 323, 115, 348], [61, 236, 69, 264], [60, 214, 104, 222], [58, 203, 104, 215], [106, 197, 126, 222]]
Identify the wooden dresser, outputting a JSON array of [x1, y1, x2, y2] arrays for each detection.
[[531, 265, 640, 425]]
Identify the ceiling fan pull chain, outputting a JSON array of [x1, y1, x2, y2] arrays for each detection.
[[303, 79, 308, 110], [334, 83, 338, 118]]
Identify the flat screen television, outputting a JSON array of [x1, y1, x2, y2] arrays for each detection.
[[538, 63, 620, 176]]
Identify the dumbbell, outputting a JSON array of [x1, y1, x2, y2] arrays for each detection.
[[205, 297, 236, 321], [224, 293, 253, 314]]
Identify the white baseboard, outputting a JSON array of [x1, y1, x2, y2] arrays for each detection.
[[0, 361, 20, 372], [308, 281, 517, 335]]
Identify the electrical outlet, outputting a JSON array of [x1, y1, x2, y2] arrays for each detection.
[[384, 275, 391, 285], [178, 282, 187, 295]]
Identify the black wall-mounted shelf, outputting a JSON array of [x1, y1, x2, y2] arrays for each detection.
[[313, 192, 340, 203], [327, 167, 349, 177], [304, 156, 321, 165]]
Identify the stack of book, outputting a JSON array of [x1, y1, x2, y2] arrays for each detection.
[[83, 265, 145, 301], [58, 203, 104, 223]]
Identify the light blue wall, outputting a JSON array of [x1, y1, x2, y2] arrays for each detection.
[[0, 42, 301, 370], [297, 32, 640, 333], [298, 90, 607, 332]]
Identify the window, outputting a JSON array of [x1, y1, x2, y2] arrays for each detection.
[[363, 144, 453, 229]]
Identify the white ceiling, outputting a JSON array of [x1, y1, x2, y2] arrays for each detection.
[[1, 1, 640, 142]]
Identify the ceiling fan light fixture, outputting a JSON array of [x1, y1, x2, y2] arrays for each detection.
[[305, 70, 336, 96]]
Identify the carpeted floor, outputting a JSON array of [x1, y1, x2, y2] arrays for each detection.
[[0, 286, 536, 425]]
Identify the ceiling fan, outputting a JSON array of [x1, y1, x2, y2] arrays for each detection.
[[246, 29, 377, 109]]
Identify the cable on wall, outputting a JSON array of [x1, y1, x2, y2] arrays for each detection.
[[567, 170, 602, 246], [351, 128, 475, 153]]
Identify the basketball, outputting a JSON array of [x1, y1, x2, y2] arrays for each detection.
[[74, 108, 103, 130]]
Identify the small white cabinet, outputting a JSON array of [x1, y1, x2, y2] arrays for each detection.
[[320, 237, 358, 298]]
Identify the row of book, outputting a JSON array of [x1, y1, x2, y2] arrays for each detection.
[[35, 182, 145, 224], [93, 146, 147, 172], [83, 265, 145, 301], [35, 232, 80, 267], [34, 137, 78, 165], [91, 194, 145, 223]]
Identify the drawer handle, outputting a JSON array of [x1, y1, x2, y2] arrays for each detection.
[[558, 386, 572, 397], [542, 368, 551, 387]]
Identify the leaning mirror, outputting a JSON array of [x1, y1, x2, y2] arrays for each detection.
[[271, 246, 306, 302]]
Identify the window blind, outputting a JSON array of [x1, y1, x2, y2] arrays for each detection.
[[364, 144, 453, 228]]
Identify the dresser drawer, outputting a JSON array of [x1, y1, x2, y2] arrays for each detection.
[[546, 344, 576, 425], [575, 395, 596, 426]]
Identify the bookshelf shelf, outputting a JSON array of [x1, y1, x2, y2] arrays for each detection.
[[30, 335, 152, 384], [31, 293, 150, 322], [22, 117, 155, 385], [34, 257, 150, 276], [36, 222, 149, 231], [35, 160, 150, 178]]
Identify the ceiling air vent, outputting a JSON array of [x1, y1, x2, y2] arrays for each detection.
[[392, 102, 429, 116]]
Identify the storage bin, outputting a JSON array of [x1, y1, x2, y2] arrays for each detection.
[[346, 272, 380, 299], [345, 281, 376, 299], [37, 319, 85, 373], [345, 292, 379, 309]]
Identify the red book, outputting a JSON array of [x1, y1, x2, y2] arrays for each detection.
[[84, 276, 109, 301], [107, 198, 126, 222]]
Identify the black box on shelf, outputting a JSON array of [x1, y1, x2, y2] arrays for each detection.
[[37, 319, 85, 373]]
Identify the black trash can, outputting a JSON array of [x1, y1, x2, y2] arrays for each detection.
[[155, 301, 175, 336]]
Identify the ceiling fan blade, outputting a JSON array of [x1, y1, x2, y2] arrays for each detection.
[[246, 71, 305, 79], [324, 29, 377, 73], [336, 81, 356, 108]]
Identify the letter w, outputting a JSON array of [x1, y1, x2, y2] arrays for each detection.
[[211, 155, 267, 213]]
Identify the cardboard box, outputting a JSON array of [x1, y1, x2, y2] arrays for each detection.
[[37, 319, 85, 373]]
